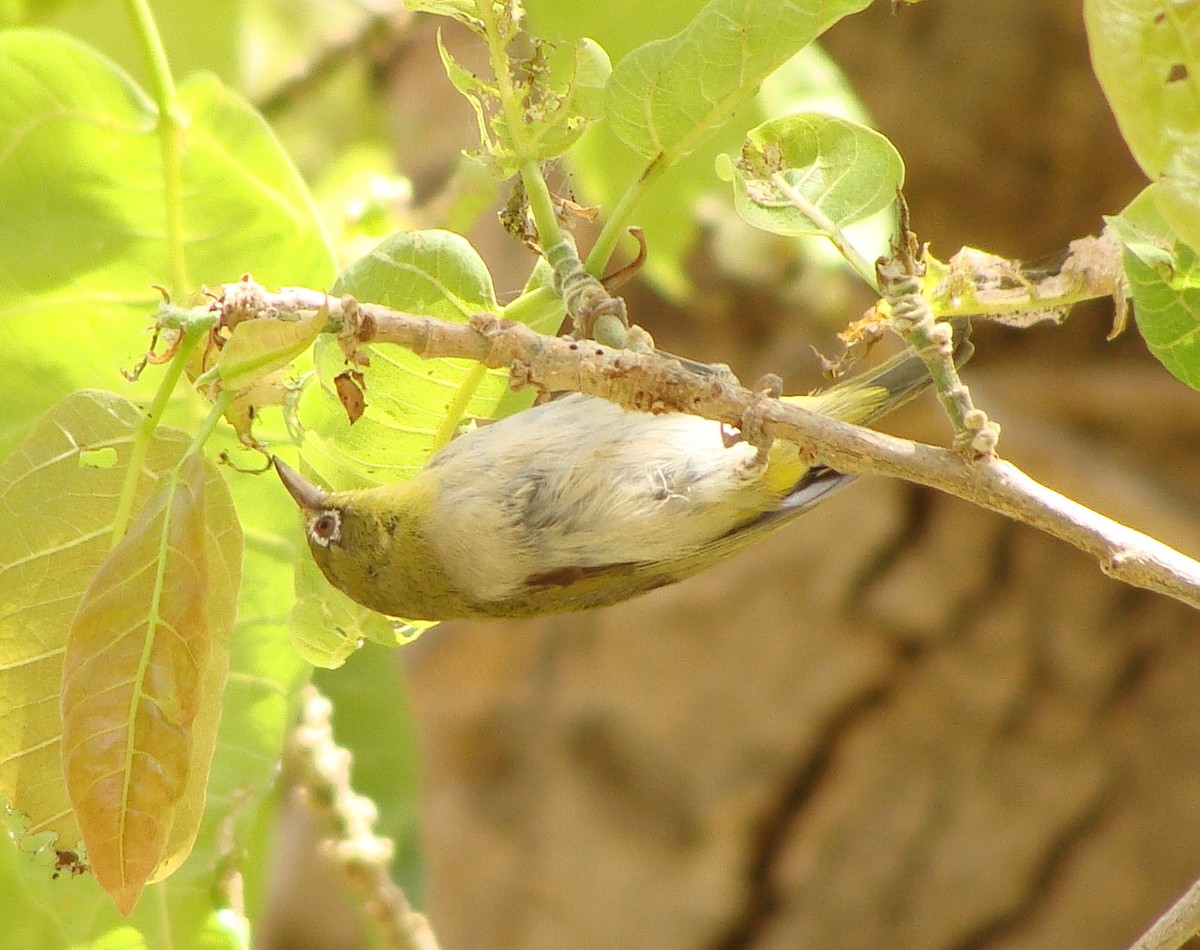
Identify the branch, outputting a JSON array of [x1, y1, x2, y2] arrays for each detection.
[[214, 279, 1200, 613], [1128, 879, 1200, 950]]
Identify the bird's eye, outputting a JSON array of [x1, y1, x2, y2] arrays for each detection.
[[308, 509, 342, 547]]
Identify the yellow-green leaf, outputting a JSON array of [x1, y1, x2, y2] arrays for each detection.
[[61, 453, 215, 914], [216, 309, 325, 392], [0, 391, 189, 858]]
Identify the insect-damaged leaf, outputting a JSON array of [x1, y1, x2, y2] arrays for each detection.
[[715, 112, 904, 237], [61, 452, 223, 914], [0, 392, 188, 856]]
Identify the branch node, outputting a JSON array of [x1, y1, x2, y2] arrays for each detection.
[[954, 408, 1001, 461]]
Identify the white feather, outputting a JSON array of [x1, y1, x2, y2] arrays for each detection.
[[423, 395, 778, 601]]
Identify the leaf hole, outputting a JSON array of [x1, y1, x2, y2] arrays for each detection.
[[79, 447, 118, 469]]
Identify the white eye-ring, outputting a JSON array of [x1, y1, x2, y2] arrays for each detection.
[[307, 509, 342, 547]]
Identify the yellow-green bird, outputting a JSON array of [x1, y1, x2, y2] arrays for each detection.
[[275, 327, 970, 620]]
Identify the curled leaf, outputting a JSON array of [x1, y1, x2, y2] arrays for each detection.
[[1109, 190, 1200, 390], [216, 308, 324, 392], [334, 370, 366, 425], [715, 112, 904, 237]]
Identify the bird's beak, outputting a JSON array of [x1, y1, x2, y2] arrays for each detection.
[[272, 457, 326, 511]]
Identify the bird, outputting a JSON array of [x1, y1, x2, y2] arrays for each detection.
[[274, 325, 970, 620]]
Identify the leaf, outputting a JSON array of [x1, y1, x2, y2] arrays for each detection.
[[0, 30, 335, 455], [1157, 138, 1200, 253], [297, 229, 543, 490], [0, 392, 186, 858], [216, 309, 325, 392], [0, 23, 311, 944], [522, 37, 612, 161], [605, 0, 872, 166], [60, 451, 235, 914], [436, 29, 494, 154], [1084, 0, 1200, 178], [1109, 189, 1200, 389], [0, 390, 241, 921], [288, 551, 388, 669], [406, 0, 485, 31], [0, 400, 300, 944], [530, 1, 879, 295], [715, 112, 904, 238], [0, 30, 333, 311], [1086, 1, 1200, 251]]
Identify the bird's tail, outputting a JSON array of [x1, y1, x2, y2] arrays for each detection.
[[762, 319, 973, 495], [804, 317, 973, 425]]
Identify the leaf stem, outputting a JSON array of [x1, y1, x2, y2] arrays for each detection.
[[186, 389, 237, 458], [432, 362, 487, 452], [584, 158, 664, 276], [519, 160, 566, 257], [110, 323, 206, 548], [769, 170, 880, 291], [476, 0, 529, 157], [125, 0, 189, 296], [501, 284, 563, 330]]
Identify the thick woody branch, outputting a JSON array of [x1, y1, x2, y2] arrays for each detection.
[[217, 280, 1200, 613]]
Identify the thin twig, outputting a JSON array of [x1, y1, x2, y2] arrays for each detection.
[[877, 206, 1001, 459], [211, 279, 1200, 613]]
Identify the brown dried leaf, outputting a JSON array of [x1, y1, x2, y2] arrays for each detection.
[[334, 370, 366, 424], [61, 453, 213, 914]]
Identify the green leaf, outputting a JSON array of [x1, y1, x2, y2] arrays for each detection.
[[715, 112, 903, 239], [174, 72, 336, 288], [61, 454, 236, 914], [1084, 0, 1200, 178], [82, 925, 149, 950], [522, 37, 612, 161], [405, 0, 485, 31], [0, 30, 335, 454], [0, 30, 334, 310], [0, 23, 321, 945], [758, 41, 874, 124], [288, 551, 394, 668], [1086, 1, 1200, 251], [605, 0, 872, 166], [33, 0, 241, 93], [528, 2, 878, 295], [436, 28, 494, 154], [297, 229, 537, 490], [1157, 138, 1200, 252], [1109, 189, 1200, 389]]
